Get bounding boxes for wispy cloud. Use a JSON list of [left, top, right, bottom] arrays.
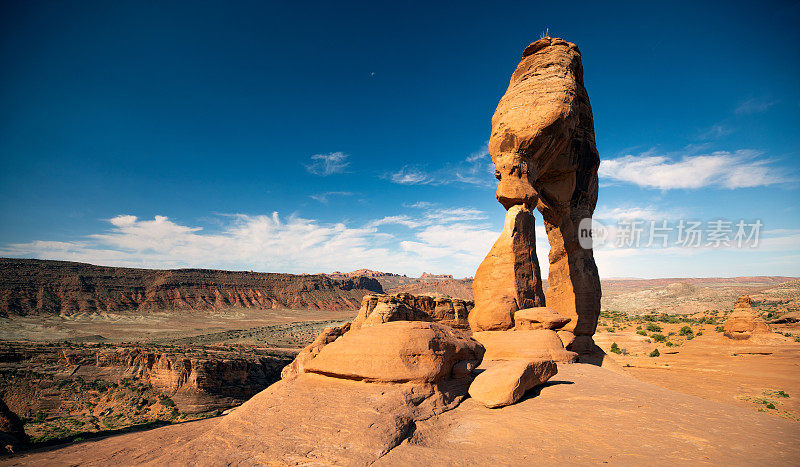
[[696, 123, 733, 140], [594, 205, 683, 221], [735, 97, 776, 115], [390, 166, 431, 185], [386, 144, 494, 187], [366, 208, 489, 229], [305, 152, 350, 176], [309, 191, 353, 204], [599, 149, 789, 189]]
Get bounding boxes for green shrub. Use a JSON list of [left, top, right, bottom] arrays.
[[679, 326, 693, 336], [636, 330, 647, 336], [766, 403, 776, 409], [666, 341, 674, 347], [651, 334, 666, 342], [609, 342, 622, 354], [649, 348, 660, 357], [647, 324, 662, 332]]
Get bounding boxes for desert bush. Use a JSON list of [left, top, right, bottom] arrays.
[[609, 342, 622, 354], [666, 341, 674, 347], [679, 326, 693, 336], [715, 325, 725, 333], [649, 348, 660, 357], [647, 324, 662, 332], [651, 334, 666, 342], [636, 330, 647, 336]]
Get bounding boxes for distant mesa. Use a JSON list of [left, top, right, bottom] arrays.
[[327, 269, 406, 279], [0, 258, 383, 317]]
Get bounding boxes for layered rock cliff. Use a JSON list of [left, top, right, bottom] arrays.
[[0, 258, 383, 316]]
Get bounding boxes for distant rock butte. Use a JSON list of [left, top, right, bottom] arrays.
[[724, 294, 771, 340], [420, 272, 455, 280], [0, 258, 383, 316], [469, 36, 601, 355]]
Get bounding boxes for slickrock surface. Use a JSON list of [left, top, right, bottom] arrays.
[[7, 364, 799, 465], [0, 258, 383, 316], [471, 37, 601, 350]]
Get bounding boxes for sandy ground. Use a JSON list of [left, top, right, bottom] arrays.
[[595, 325, 800, 420], [0, 308, 357, 344]]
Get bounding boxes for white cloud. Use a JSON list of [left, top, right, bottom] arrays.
[[4, 208, 798, 280], [594, 205, 683, 222], [599, 150, 789, 189], [386, 144, 494, 187], [735, 97, 775, 115], [0, 208, 501, 278], [390, 166, 431, 185], [305, 152, 350, 176], [309, 191, 353, 204]]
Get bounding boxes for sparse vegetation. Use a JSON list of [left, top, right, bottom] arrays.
[[679, 326, 693, 336], [636, 330, 647, 336], [651, 334, 667, 343], [610, 342, 621, 354], [649, 348, 660, 357]]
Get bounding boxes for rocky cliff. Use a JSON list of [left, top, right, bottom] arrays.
[[0, 258, 383, 316]]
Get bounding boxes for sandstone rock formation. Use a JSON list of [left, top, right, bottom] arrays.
[[472, 329, 577, 364], [514, 306, 571, 330], [468, 359, 557, 408], [0, 258, 383, 316], [0, 398, 28, 455], [468, 307, 573, 407], [351, 293, 472, 330], [724, 295, 770, 340], [302, 321, 483, 383], [469, 205, 545, 331], [88, 347, 292, 412], [469, 37, 601, 352]]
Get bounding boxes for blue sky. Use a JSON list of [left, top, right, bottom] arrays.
[[1, 0, 799, 278]]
